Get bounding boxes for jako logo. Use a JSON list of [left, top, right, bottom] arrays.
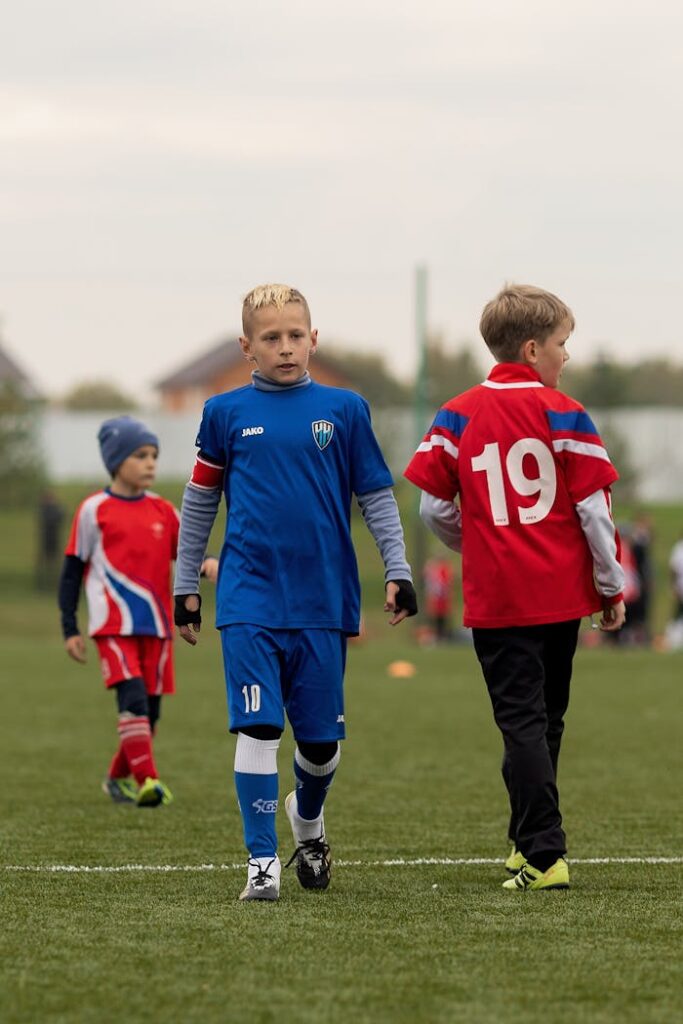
[[242, 426, 264, 437], [252, 799, 278, 814]]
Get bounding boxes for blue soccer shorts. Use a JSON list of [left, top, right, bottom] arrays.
[[220, 625, 347, 742]]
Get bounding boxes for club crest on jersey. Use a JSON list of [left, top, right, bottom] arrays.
[[312, 419, 334, 451]]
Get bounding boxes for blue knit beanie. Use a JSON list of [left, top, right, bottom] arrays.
[[98, 416, 159, 475]]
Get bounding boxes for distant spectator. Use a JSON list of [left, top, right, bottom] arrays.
[[629, 512, 654, 644], [669, 529, 683, 620], [35, 489, 65, 590], [608, 528, 642, 646], [423, 555, 455, 642]]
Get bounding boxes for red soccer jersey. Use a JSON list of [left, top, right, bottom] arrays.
[[404, 363, 619, 628], [65, 490, 179, 638]]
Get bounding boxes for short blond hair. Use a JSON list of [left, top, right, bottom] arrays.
[[479, 284, 575, 362], [242, 283, 311, 335]]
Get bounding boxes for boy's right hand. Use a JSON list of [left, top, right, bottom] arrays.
[[65, 635, 87, 663], [175, 594, 202, 646]]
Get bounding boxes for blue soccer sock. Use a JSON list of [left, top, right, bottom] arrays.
[[234, 733, 281, 858], [293, 744, 340, 822]]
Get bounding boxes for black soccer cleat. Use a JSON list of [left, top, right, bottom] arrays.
[[284, 791, 332, 891]]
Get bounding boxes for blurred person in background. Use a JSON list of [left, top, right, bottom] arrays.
[[423, 554, 455, 642], [35, 489, 65, 590], [669, 528, 683, 621]]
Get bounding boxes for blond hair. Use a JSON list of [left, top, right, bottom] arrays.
[[242, 283, 311, 335], [479, 284, 575, 362]]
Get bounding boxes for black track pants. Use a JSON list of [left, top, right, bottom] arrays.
[[472, 619, 580, 866]]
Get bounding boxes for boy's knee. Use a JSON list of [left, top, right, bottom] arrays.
[[239, 724, 283, 741], [115, 677, 149, 717], [296, 740, 339, 765]]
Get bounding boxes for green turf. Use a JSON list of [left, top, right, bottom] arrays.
[[1, 488, 682, 1024]]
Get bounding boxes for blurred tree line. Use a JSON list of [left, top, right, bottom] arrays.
[[3, 336, 683, 508], [0, 382, 46, 507], [330, 341, 683, 411], [42, 346, 683, 415], [60, 379, 138, 411], [560, 356, 683, 408]]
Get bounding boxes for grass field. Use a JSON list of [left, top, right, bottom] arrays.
[[1, 485, 682, 1024]]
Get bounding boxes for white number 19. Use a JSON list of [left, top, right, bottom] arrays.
[[471, 438, 557, 526]]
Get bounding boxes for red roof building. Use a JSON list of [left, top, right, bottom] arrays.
[[156, 336, 352, 413]]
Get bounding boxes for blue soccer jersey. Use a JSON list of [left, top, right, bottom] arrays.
[[196, 381, 393, 634]]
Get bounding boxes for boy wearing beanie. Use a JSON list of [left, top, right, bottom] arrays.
[[58, 416, 214, 806]]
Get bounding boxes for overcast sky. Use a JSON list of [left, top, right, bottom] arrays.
[[2, 0, 682, 402]]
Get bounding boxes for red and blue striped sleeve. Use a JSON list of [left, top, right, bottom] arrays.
[[404, 406, 468, 501], [546, 407, 618, 503]]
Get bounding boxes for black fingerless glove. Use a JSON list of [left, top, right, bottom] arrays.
[[174, 594, 202, 627], [390, 579, 418, 616]]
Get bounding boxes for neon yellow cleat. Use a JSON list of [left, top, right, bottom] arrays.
[[504, 845, 527, 874], [502, 857, 569, 891], [102, 776, 138, 804], [136, 777, 173, 808]]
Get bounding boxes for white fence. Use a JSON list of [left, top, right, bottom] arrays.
[[35, 406, 683, 501], [37, 410, 201, 482]]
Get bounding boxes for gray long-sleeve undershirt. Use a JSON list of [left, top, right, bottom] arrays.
[[575, 489, 625, 597], [174, 482, 411, 595], [357, 487, 412, 583], [419, 491, 463, 552], [174, 481, 221, 594]]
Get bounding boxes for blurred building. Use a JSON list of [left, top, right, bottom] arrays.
[[156, 336, 351, 413]]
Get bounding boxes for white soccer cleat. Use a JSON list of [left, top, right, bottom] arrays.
[[239, 856, 281, 902]]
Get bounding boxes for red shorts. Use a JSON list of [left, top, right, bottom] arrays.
[[94, 636, 175, 695]]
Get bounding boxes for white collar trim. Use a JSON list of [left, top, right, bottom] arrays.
[[482, 380, 544, 390]]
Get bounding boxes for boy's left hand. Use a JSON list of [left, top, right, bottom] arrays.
[[384, 579, 418, 626], [175, 594, 202, 645]]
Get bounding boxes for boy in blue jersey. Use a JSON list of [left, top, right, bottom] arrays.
[[174, 283, 417, 901]]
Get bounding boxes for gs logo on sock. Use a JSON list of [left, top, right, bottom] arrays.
[[252, 799, 278, 814]]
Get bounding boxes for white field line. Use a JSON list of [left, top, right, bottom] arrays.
[[3, 856, 683, 874]]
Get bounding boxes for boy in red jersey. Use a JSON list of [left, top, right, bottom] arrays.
[[58, 416, 214, 807], [405, 284, 625, 891]]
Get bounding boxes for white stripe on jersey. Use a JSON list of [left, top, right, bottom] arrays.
[[86, 548, 134, 633], [417, 435, 459, 460], [481, 380, 544, 390], [552, 438, 611, 462], [74, 492, 109, 562]]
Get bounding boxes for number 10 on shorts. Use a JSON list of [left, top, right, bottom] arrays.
[[241, 684, 261, 713]]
